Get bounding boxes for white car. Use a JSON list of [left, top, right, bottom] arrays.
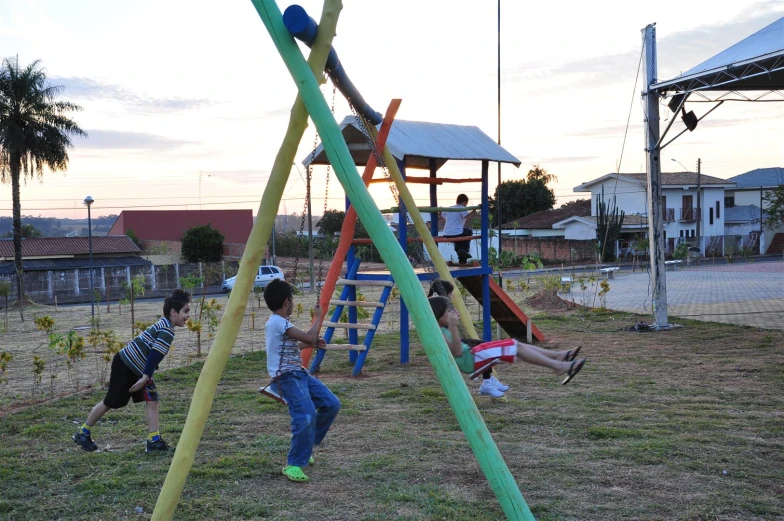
[[222, 265, 285, 292]]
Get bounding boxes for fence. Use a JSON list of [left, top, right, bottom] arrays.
[[500, 237, 596, 264], [0, 261, 241, 306]]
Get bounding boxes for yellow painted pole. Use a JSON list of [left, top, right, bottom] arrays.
[[378, 144, 478, 338], [150, 2, 342, 519]]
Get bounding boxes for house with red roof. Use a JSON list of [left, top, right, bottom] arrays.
[[108, 209, 253, 260], [0, 236, 148, 303]]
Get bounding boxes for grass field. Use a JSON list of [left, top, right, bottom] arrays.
[[0, 289, 782, 520]]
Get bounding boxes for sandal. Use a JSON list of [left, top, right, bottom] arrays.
[[282, 465, 309, 482], [562, 358, 586, 385], [564, 346, 582, 362]]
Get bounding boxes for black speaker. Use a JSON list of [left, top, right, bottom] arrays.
[[681, 108, 698, 131]]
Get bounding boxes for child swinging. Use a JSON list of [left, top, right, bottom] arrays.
[[428, 295, 586, 386]]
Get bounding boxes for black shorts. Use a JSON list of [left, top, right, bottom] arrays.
[[103, 354, 159, 409]]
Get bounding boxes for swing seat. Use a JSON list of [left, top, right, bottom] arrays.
[[468, 358, 502, 380], [258, 383, 288, 405]]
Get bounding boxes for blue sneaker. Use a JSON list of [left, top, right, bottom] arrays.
[[73, 431, 98, 451]]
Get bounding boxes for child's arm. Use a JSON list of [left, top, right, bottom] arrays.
[[444, 312, 464, 357], [284, 305, 324, 346]]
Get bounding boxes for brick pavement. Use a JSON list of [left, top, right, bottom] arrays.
[[564, 261, 784, 329]]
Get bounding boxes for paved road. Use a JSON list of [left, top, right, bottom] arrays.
[[563, 261, 784, 330]]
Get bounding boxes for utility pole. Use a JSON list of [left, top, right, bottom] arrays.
[[696, 158, 701, 265], [642, 23, 670, 329]]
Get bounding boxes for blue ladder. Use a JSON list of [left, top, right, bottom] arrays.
[[310, 259, 394, 377]]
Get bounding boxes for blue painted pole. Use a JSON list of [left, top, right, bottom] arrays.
[[481, 160, 491, 340], [282, 5, 382, 125], [429, 158, 439, 238], [398, 158, 410, 364]]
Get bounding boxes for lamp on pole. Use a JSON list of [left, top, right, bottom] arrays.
[[83, 196, 95, 319]]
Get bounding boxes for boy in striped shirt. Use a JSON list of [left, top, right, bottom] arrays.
[[73, 289, 191, 453]]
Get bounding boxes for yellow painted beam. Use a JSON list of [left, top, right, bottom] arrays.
[[150, 2, 342, 519]]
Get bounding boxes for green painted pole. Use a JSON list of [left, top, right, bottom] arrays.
[[251, 1, 534, 519], [149, 3, 342, 519]]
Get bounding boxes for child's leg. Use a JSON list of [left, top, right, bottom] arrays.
[[84, 401, 111, 427], [306, 375, 341, 447], [145, 400, 160, 434], [515, 341, 573, 375], [518, 342, 571, 361], [277, 371, 316, 468]]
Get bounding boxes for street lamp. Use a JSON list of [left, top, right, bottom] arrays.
[[83, 196, 95, 319]]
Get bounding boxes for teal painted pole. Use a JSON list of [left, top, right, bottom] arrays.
[[250, 1, 534, 519]]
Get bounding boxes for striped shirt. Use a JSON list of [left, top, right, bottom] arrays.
[[265, 314, 303, 377], [119, 317, 175, 377]]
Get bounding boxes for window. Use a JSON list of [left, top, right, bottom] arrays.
[[691, 230, 696, 238], [680, 230, 684, 237], [716, 201, 720, 219], [709, 207, 714, 225], [271, 267, 281, 274], [724, 195, 735, 208], [662, 195, 667, 216], [261, 267, 272, 275]]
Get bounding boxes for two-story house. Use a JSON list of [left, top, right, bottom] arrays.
[[726, 167, 784, 254], [568, 172, 736, 256]]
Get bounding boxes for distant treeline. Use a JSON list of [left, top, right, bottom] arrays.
[[0, 215, 118, 237]]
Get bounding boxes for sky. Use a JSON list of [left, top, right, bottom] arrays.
[[0, 0, 782, 220]]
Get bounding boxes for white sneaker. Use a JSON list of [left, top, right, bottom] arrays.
[[479, 379, 505, 398], [489, 375, 509, 392]]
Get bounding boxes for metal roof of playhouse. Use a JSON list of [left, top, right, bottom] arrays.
[[652, 16, 784, 95], [302, 117, 521, 171]]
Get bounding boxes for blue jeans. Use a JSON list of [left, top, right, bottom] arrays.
[[275, 370, 341, 467]]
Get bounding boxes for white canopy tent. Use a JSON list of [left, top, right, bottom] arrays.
[[641, 17, 784, 329]]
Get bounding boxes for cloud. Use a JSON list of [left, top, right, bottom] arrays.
[[51, 76, 213, 112], [505, 6, 784, 91], [79, 129, 195, 151]]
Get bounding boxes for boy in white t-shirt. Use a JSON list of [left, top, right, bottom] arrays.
[[263, 279, 340, 483], [441, 194, 477, 264]]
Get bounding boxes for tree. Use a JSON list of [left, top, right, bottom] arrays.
[[762, 185, 784, 230], [125, 228, 142, 248], [316, 209, 345, 236], [0, 57, 85, 321], [490, 179, 556, 225], [560, 199, 589, 210], [526, 164, 558, 184], [596, 196, 625, 263], [181, 224, 225, 263], [2, 223, 41, 238]]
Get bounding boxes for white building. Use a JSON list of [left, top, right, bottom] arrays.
[[570, 172, 736, 256], [726, 167, 784, 254]]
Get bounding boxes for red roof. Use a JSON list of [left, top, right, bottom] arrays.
[[0, 236, 140, 258], [108, 210, 253, 243], [502, 199, 592, 230]]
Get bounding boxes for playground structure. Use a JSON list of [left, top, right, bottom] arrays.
[[304, 116, 545, 376], [151, 2, 536, 520]]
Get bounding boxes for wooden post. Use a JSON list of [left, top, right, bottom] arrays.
[[248, 2, 533, 519], [150, 3, 342, 519]]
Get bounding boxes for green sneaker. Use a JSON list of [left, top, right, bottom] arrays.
[[308, 455, 315, 465], [282, 465, 308, 482]]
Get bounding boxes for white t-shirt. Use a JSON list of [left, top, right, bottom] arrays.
[[442, 205, 470, 236], [265, 314, 303, 377]]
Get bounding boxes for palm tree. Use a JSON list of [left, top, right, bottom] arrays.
[[526, 164, 558, 184], [0, 56, 86, 321]]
